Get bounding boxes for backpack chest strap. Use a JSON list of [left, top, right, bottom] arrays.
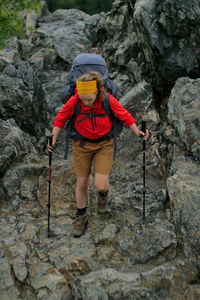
[[77, 110, 107, 131], [78, 111, 107, 122]]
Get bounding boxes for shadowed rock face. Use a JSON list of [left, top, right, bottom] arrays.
[[0, 57, 49, 145], [0, 1, 200, 299], [0, 119, 39, 177], [134, 0, 200, 91], [167, 77, 200, 161]]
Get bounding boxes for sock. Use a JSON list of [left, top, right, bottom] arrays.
[[99, 190, 108, 198], [77, 207, 87, 215]]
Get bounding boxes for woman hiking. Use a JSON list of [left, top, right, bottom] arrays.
[[47, 71, 149, 237]]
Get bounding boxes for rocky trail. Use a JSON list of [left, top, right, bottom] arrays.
[[1, 131, 199, 299]]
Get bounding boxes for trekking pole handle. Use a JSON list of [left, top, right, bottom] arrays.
[[141, 120, 146, 134], [47, 134, 54, 147]]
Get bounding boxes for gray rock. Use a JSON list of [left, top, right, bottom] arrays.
[[2, 163, 45, 206], [167, 77, 200, 161], [120, 80, 154, 116], [74, 264, 188, 300], [188, 285, 200, 300], [94, 224, 118, 245], [29, 260, 66, 291], [85, 13, 107, 45], [118, 220, 177, 265], [0, 259, 15, 289], [12, 255, 28, 282], [0, 118, 39, 177], [9, 241, 28, 257], [134, 0, 200, 89], [0, 40, 20, 61], [38, 9, 92, 64], [167, 148, 200, 265], [0, 57, 49, 144]]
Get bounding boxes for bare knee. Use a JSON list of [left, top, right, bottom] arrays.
[[94, 174, 109, 192], [76, 177, 89, 192]]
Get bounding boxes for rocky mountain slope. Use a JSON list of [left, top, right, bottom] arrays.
[[0, 0, 200, 299]]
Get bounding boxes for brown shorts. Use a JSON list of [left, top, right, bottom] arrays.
[[72, 138, 114, 177]]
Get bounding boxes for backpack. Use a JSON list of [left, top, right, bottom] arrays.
[[61, 53, 118, 103], [64, 92, 123, 160]]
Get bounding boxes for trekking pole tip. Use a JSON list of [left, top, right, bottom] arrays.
[[47, 228, 56, 238]]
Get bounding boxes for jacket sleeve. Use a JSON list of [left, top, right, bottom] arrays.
[[53, 96, 77, 128], [108, 94, 136, 127]]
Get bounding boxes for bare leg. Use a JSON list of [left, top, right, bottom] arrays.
[[76, 176, 90, 209], [94, 173, 109, 192]]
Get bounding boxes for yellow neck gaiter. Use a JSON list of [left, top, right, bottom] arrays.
[[76, 80, 97, 95]]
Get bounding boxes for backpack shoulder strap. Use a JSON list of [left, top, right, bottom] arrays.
[[74, 104, 81, 118], [102, 92, 123, 160], [64, 97, 81, 160], [71, 96, 81, 118], [102, 92, 112, 115]]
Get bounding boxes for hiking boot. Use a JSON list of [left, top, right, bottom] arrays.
[[97, 190, 109, 214], [73, 212, 88, 237]]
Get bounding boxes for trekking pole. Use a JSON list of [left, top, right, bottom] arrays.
[[141, 120, 146, 221], [47, 134, 54, 237]]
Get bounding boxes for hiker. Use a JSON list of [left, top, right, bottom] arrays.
[[47, 71, 149, 237]]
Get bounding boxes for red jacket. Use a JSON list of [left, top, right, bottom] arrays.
[[54, 93, 136, 139]]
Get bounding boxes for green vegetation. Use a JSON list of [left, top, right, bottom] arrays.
[[0, 0, 42, 49], [46, 0, 114, 15], [0, 0, 113, 49]]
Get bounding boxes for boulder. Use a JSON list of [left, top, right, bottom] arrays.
[[37, 9, 92, 64], [0, 56, 49, 145], [134, 0, 200, 91], [167, 147, 200, 265], [74, 265, 188, 300], [2, 163, 45, 207], [167, 77, 200, 161], [120, 80, 154, 116], [0, 118, 39, 177]]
